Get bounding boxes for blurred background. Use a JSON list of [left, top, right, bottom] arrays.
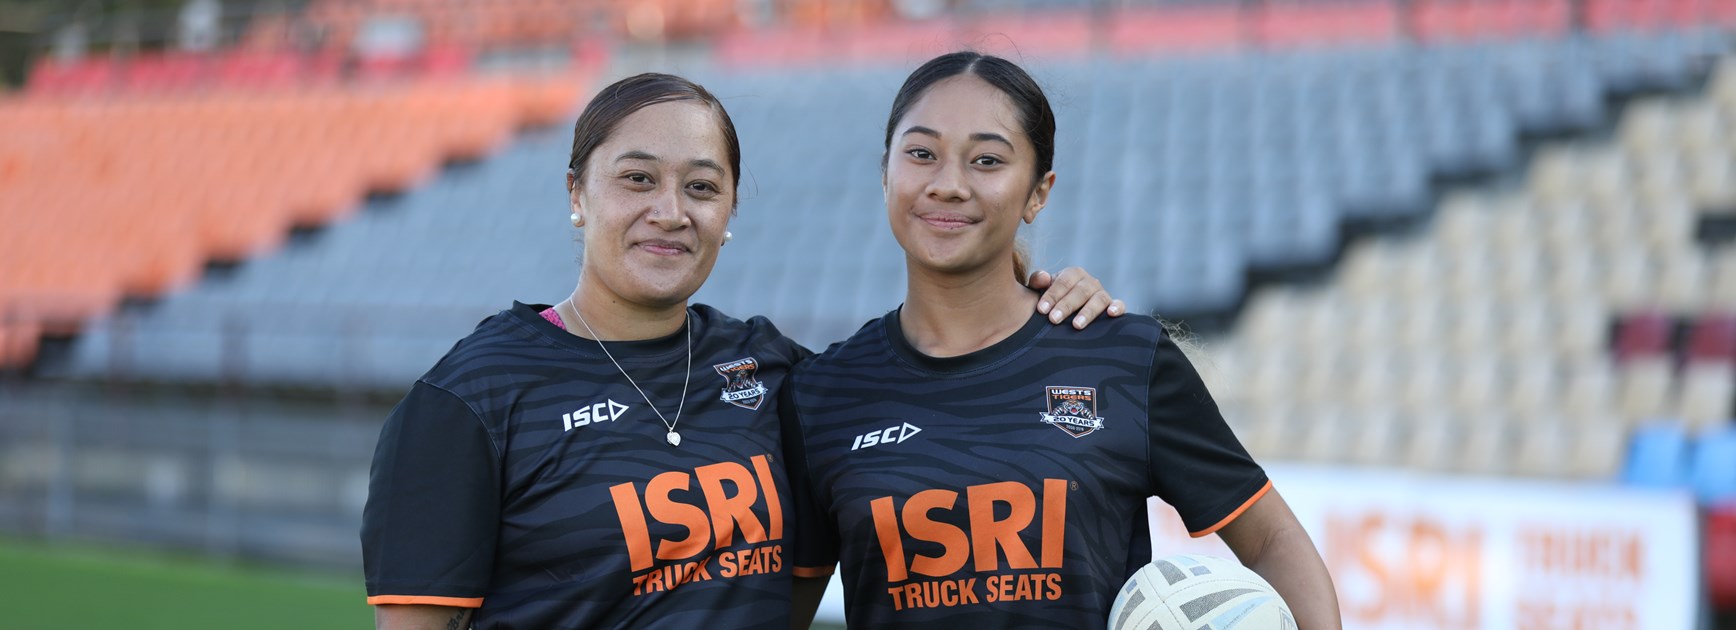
[[1, 0, 1734, 627]]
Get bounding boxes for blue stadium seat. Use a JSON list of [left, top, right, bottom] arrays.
[[1692, 428, 1736, 503], [1623, 422, 1692, 489]]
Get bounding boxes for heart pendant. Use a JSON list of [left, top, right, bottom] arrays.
[[667, 431, 681, 446]]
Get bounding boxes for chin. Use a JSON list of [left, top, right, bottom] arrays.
[[626, 274, 706, 307]]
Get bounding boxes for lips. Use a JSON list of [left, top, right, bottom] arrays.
[[635, 239, 691, 255], [918, 212, 977, 230]]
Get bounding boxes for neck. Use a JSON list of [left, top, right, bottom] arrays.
[[899, 255, 1037, 358], [562, 277, 687, 341]]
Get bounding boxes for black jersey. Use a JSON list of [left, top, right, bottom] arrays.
[[783, 308, 1269, 629], [363, 302, 810, 629]]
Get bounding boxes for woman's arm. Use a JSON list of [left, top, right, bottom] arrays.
[[376, 604, 472, 630], [1027, 267, 1125, 328], [1216, 488, 1342, 630]]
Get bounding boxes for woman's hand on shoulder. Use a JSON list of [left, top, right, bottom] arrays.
[[1026, 267, 1126, 329]]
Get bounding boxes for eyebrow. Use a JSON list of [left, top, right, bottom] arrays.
[[616, 150, 726, 174], [689, 158, 726, 174], [900, 126, 1016, 151]]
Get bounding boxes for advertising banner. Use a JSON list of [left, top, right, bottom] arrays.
[[1149, 465, 1700, 630]]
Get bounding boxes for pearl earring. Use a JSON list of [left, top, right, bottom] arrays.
[[570, 212, 582, 226], [723, 231, 732, 244]]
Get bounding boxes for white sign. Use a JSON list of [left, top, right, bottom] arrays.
[[1149, 465, 1700, 630]]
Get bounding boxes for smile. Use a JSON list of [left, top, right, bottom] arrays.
[[919, 214, 976, 230], [636, 240, 691, 255]]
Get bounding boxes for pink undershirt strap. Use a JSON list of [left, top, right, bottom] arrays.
[[540, 307, 565, 330]]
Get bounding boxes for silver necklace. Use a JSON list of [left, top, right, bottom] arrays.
[[566, 301, 691, 447]]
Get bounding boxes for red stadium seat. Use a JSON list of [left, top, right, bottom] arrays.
[[1586, 0, 1706, 31], [1254, 1, 1398, 48], [713, 25, 832, 68], [420, 43, 471, 76], [216, 52, 305, 88], [26, 58, 116, 96], [1688, 313, 1736, 365], [843, 20, 956, 64], [1108, 5, 1244, 55], [1710, 504, 1736, 610], [1412, 0, 1570, 42], [1614, 311, 1675, 364], [120, 53, 209, 92], [959, 12, 1092, 59]]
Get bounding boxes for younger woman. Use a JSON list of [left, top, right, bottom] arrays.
[[784, 53, 1341, 629]]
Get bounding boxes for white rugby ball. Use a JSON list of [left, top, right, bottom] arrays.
[[1108, 554, 1296, 630]]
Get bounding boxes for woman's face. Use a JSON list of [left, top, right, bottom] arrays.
[[884, 74, 1052, 277], [570, 100, 734, 309]]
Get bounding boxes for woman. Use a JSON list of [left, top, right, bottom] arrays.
[[783, 53, 1342, 628], [360, 73, 1121, 629]]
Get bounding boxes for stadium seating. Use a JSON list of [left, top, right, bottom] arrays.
[[31, 31, 1722, 394], [0, 73, 588, 369], [1210, 48, 1736, 476]]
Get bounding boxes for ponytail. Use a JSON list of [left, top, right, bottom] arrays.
[[1012, 239, 1031, 283]]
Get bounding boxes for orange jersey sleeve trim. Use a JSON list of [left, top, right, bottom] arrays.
[[367, 595, 485, 608], [792, 565, 836, 578], [1189, 479, 1273, 538]]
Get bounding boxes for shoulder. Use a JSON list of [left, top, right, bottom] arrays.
[[1043, 311, 1166, 355], [794, 312, 893, 379], [690, 303, 813, 364], [418, 305, 549, 392]]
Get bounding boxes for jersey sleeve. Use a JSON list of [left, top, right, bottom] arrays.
[[362, 380, 501, 607], [779, 375, 838, 578], [1146, 331, 1271, 538]]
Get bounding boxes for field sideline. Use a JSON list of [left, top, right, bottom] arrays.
[[0, 538, 369, 629]]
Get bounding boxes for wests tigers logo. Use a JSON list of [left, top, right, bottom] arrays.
[[1039, 386, 1105, 438], [714, 357, 769, 410]]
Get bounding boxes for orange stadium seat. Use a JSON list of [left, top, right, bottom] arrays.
[[0, 68, 588, 367]]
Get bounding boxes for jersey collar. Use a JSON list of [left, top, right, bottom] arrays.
[[883, 307, 1051, 375]]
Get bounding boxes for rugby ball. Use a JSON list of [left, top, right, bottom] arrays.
[[1108, 554, 1296, 630]]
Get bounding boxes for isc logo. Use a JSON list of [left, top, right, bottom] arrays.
[[852, 422, 923, 450], [564, 399, 629, 432]]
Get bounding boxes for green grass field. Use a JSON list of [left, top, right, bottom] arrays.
[[0, 538, 846, 629], [0, 538, 370, 629]]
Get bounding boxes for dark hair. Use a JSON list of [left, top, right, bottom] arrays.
[[883, 51, 1056, 281], [567, 73, 742, 207]]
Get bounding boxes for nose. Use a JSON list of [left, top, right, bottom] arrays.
[[924, 160, 970, 203], [645, 185, 690, 231]]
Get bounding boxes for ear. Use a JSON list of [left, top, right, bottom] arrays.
[[567, 169, 584, 226], [1022, 171, 1056, 224]]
